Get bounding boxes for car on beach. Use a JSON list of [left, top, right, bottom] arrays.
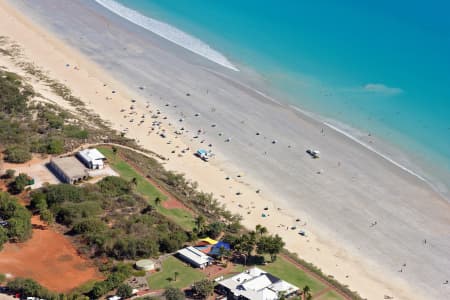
[[195, 149, 209, 161], [306, 149, 320, 158]]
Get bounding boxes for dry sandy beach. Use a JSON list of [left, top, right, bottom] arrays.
[[1, 1, 450, 299]]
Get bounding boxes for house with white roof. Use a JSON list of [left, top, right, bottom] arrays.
[[216, 267, 299, 300], [176, 246, 214, 269], [76, 148, 106, 169]]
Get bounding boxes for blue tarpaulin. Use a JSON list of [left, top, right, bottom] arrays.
[[209, 241, 231, 256]]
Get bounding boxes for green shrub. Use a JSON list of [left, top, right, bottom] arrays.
[[30, 139, 50, 153], [9, 173, 30, 194], [55, 201, 102, 226], [39, 209, 54, 225], [4, 146, 32, 163], [72, 218, 107, 234], [0, 120, 27, 145], [108, 236, 159, 260], [0, 192, 32, 242], [117, 283, 133, 298], [45, 184, 82, 206], [98, 176, 132, 197], [204, 221, 225, 239], [90, 281, 109, 299], [118, 194, 137, 207], [29, 192, 48, 211], [64, 125, 88, 139], [5, 169, 16, 179], [164, 287, 184, 300], [89, 265, 133, 299], [0, 71, 32, 114], [0, 227, 8, 250], [132, 270, 146, 277], [43, 111, 64, 129], [7, 215, 33, 242], [46, 138, 64, 154], [6, 278, 55, 299]]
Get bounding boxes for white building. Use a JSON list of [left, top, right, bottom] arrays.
[[216, 267, 299, 300], [176, 246, 213, 268], [77, 148, 106, 169]]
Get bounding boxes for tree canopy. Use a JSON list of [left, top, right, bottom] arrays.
[[116, 283, 133, 298], [0, 191, 32, 242], [164, 287, 185, 300], [256, 234, 285, 262], [8, 173, 30, 194], [4, 146, 32, 163], [192, 279, 214, 299]]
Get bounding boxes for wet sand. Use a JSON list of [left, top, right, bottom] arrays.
[[1, 1, 450, 299]]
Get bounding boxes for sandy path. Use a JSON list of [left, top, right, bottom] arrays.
[[1, 1, 449, 299]]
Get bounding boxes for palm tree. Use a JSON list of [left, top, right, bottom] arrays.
[[224, 249, 232, 263], [185, 181, 198, 199], [195, 215, 206, 233], [174, 271, 179, 281], [237, 234, 255, 265], [218, 246, 227, 263], [256, 224, 267, 237], [302, 285, 312, 300]]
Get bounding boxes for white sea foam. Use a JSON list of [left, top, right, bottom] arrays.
[[287, 104, 428, 183], [323, 121, 427, 182], [94, 0, 239, 71]]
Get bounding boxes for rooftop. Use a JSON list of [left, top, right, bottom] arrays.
[[177, 246, 213, 265], [78, 148, 106, 161], [51, 156, 87, 178], [217, 267, 299, 300]]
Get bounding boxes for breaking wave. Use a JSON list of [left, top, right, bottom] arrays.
[[95, 0, 239, 71]]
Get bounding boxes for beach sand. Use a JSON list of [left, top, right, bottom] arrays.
[[1, 1, 449, 299]]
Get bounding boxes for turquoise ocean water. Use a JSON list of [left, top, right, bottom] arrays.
[[114, 0, 450, 192]]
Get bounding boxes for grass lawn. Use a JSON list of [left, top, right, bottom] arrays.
[[159, 206, 195, 230], [261, 256, 326, 295], [148, 256, 205, 289], [320, 291, 344, 300], [99, 147, 195, 229], [99, 147, 166, 202]]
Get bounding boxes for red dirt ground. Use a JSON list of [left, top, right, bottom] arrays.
[[161, 197, 190, 210], [200, 262, 235, 279], [143, 175, 192, 211], [0, 216, 102, 293]]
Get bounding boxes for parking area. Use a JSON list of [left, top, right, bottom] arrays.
[[87, 166, 119, 183], [2, 155, 60, 188]]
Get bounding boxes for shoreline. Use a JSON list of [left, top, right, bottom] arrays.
[[1, 1, 449, 299], [97, 0, 450, 201], [96, 0, 450, 201], [94, 0, 239, 72]]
